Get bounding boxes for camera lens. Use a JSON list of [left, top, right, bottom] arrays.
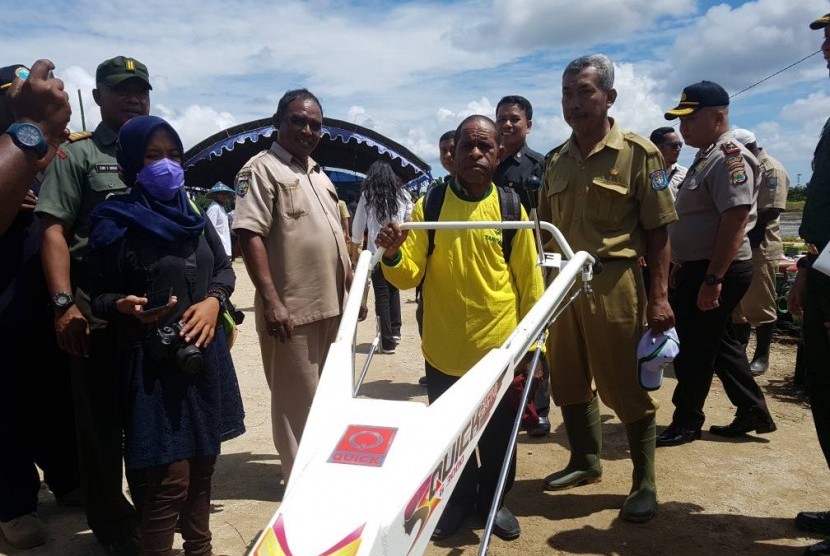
[[176, 345, 204, 375]]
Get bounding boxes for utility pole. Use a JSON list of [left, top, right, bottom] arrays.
[[77, 89, 87, 131], [797, 173, 802, 186]]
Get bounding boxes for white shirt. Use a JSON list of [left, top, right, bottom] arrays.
[[668, 163, 688, 202], [206, 200, 232, 257], [351, 190, 413, 253]]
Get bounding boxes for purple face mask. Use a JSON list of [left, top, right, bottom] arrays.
[[137, 158, 185, 201]]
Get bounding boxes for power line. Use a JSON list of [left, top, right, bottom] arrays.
[[730, 49, 821, 99], [669, 49, 822, 129]]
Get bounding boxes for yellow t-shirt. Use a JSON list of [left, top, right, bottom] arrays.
[[382, 182, 544, 376]]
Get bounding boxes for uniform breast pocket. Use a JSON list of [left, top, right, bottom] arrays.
[[545, 178, 569, 223], [587, 178, 629, 225], [89, 170, 127, 202], [277, 179, 309, 219]]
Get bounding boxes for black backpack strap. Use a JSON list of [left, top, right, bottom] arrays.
[[496, 185, 521, 263], [424, 181, 448, 258]]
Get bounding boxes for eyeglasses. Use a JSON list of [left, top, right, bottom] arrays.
[[663, 141, 683, 150]]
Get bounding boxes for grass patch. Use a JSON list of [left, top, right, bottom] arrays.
[[786, 201, 805, 211]]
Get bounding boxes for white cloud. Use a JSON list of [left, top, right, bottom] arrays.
[[466, 0, 696, 50], [154, 104, 237, 149], [781, 91, 830, 125], [753, 90, 830, 182], [667, 0, 826, 94], [347, 106, 377, 129], [59, 66, 98, 133]]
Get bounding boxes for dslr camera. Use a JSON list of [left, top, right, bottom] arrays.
[[145, 321, 204, 375]]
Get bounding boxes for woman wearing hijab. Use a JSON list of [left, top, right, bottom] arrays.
[[88, 115, 244, 556], [350, 160, 413, 354]]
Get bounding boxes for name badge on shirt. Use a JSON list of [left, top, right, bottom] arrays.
[[95, 164, 119, 173]]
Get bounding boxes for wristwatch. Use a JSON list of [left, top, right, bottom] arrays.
[[52, 291, 75, 310], [6, 122, 48, 158], [703, 274, 725, 286]]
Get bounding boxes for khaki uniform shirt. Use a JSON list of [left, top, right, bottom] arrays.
[[232, 141, 350, 329], [670, 132, 759, 262], [35, 123, 128, 290], [753, 149, 789, 260], [539, 121, 678, 259]]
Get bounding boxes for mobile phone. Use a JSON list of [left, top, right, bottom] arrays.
[[142, 287, 173, 316]]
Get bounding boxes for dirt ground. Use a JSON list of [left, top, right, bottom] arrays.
[[3, 259, 827, 556]]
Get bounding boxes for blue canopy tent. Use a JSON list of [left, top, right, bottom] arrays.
[[183, 117, 432, 206]]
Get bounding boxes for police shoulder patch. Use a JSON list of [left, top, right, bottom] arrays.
[[649, 169, 669, 191], [68, 131, 93, 143], [720, 140, 741, 155], [767, 176, 778, 189], [729, 166, 748, 187]]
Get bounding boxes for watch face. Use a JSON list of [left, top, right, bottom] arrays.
[[17, 123, 42, 148], [54, 292, 73, 307]]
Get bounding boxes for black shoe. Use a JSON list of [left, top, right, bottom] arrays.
[[656, 424, 700, 447], [797, 511, 830, 536], [750, 354, 769, 376], [709, 408, 777, 438], [431, 502, 472, 540], [529, 416, 551, 437], [805, 540, 830, 555], [489, 506, 521, 540], [418, 375, 428, 386]]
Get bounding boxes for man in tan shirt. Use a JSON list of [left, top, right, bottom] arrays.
[[539, 54, 677, 524], [730, 128, 790, 375], [233, 89, 351, 481]]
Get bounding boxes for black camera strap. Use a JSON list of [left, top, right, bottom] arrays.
[[184, 251, 198, 304]]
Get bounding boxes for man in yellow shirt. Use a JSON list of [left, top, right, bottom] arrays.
[[376, 115, 544, 541]]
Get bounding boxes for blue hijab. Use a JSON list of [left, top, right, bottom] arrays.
[[89, 116, 205, 252]]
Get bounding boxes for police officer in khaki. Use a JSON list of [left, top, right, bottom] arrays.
[[657, 81, 776, 449], [36, 56, 151, 554], [232, 89, 351, 482], [730, 128, 790, 375], [539, 54, 677, 523]]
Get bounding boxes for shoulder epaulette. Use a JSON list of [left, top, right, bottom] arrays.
[[544, 142, 567, 164], [68, 131, 93, 143], [720, 140, 741, 155], [243, 149, 273, 169], [624, 132, 661, 155], [523, 147, 545, 164]]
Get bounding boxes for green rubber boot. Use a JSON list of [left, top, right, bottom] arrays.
[[544, 397, 602, 490], [620, 415, 657, 523]]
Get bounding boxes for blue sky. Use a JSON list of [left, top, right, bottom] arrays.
[[4, 0, 829, 184]]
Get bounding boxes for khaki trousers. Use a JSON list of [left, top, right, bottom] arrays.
[[259, 316, 339, 481], [732, 259, 778, 326], [547, 261, 658, 425]]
